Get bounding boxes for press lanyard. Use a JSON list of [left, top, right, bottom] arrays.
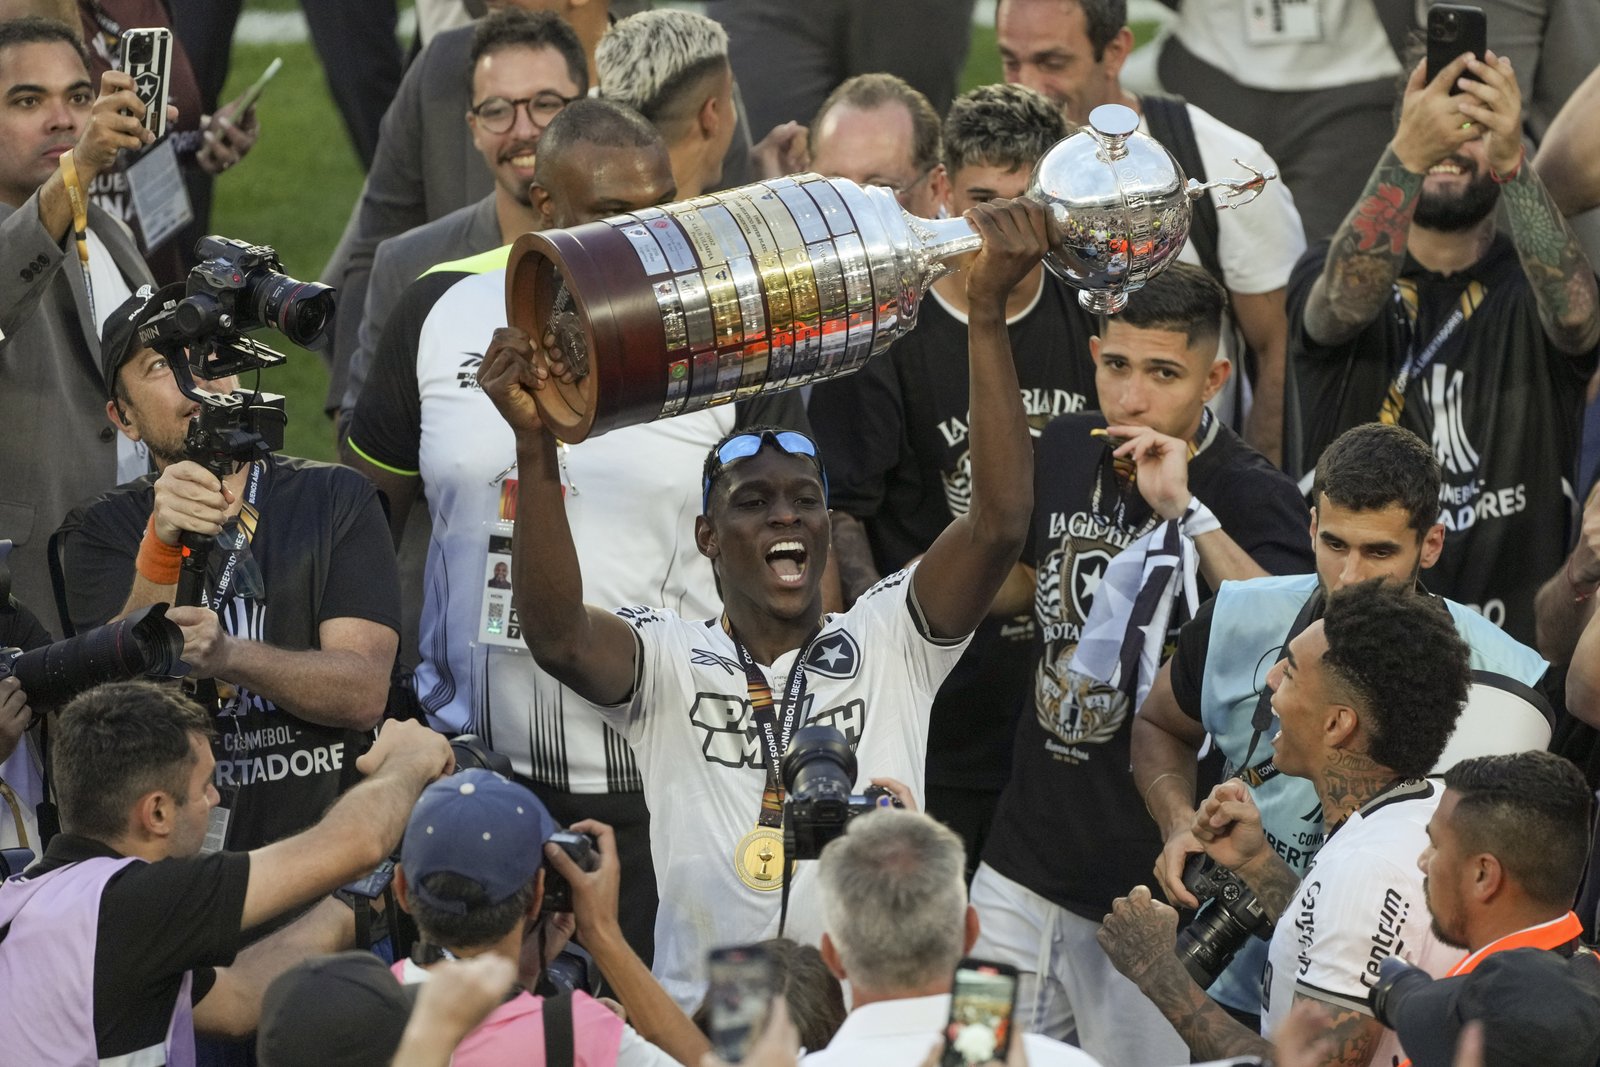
[[727, 621, 822, 828], [202, 460, 264, 610], [1379, 279, 1486, 424]]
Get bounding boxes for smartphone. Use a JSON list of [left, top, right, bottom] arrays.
[[706, 944, 777, 1063], [232, 57, 283, 117], [118, 27, 173, 140], [1426, 4, 1488, 94], [339, 857, 396, 899], [941, 958, 1020, 1067]]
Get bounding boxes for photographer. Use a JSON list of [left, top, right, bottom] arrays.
[[61, 287, 401, 854], [1373, 749, 1600, 1067], [0, 681, 454, 1064], [1097, 580, 1473, 1067], [387, 770, 708, 1065]]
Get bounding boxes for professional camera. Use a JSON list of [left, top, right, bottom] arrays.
[[0, 544, 187, 709], [1174, 854, 1273, 987], [1369, 956, 1432, 1030], [448, 734, 513, 777], [542, 829, 599, 912], [781, 725, 900, 861], [177, 236, 334, 353]]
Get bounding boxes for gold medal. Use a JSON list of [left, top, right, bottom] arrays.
[[734, 826, 787, 892]]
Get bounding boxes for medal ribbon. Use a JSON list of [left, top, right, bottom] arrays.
[[726, 620, 822, 829]]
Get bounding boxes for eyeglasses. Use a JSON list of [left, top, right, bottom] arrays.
[[867, 164, 936, 207], [702, 430, 828, 511], [469, 92, 577, 134]]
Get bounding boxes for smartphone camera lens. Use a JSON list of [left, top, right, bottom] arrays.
[[130, 38, 151, 61]]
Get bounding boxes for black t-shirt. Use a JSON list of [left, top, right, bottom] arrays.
[[62, 456, 400, 850], [1289, 236, 1598, 645], [981, 411, 1313, 919], [808, 278, 1099, 790], [22, 833, 249, 1061]]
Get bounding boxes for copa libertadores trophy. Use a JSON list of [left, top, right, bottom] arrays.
[[505, 103, 1274, 442]]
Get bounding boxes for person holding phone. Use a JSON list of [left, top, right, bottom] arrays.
[[1288, 40, 1600, 649], [801, 810, 1098, 1067]]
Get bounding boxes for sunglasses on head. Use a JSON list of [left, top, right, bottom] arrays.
[[702, 430, 828, 511]]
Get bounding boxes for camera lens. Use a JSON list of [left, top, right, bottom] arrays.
[[252, 275, 335, 347], [130, 38, 151, 61], [5, 605, 185, 710]]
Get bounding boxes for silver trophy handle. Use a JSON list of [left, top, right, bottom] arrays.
[[1185, 158, 1276, 209]]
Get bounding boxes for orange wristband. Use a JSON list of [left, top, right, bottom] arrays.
[[136, 515, 183, 585]]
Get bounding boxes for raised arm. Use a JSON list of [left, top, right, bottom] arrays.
[[1302, 56, 1478, 347], [1534, 63, 1600, 217], [477, 328, 638, 705], [1459, 53, 1600, 355], [911, 199, 1041, 639]]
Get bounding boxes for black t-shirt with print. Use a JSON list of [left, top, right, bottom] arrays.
[[1289, 236, 1597, 645], [23, 833, 249, 1062], [981, 411, 1312, 919], [63, 456, 400, 851], [808, 277, 1099, 791]]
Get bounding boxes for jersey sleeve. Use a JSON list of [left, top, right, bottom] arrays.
[[1168, 597, 1216, 722], [1287, 854, 1432, 1014], [857, 565, 972, 697], [316, 468, 402, 631], [602, 606, 686, 743], [805, 350, 905, 520], [347, 270, 464, 475]]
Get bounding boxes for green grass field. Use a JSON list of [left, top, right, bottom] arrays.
[[209, 14, 1150, 461]]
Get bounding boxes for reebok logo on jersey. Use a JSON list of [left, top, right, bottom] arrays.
[[690, 647, 740, 674], [804, 632, 860, 679], [457, 352, 483, 391]]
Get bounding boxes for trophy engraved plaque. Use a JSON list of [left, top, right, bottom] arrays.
[[507, 103, 1274, 441]]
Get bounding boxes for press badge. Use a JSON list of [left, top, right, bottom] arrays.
[[479, 520, 523, 648], [202, 781, 238, 855], [126, 138, 194, 252], [1245, 0, 1322, 45]]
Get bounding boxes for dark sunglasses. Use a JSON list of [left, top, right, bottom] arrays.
[[702, 430, 828, 511]]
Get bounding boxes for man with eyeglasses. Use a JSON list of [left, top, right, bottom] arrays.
[[335, 8, 586, 437], [806, 73, 949, 221], [807, 83, 1100, 880], [346, 97, 808, 975], [476, 196, 1046, 1009], [63, 287, 402, 859]]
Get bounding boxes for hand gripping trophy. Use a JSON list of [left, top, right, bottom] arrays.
[[505, 103, 1274, 442]]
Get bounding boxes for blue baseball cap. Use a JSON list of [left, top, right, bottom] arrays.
[[401, 769, 559, 916]]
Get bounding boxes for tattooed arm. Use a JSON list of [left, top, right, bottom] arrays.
[[1286, 998, 1387, 1067], [1457, 54, 1600, 355], [1097, 887, 1277, 1062], [1190, 779, 1304, 923], [1303, 56, 1479, 347]]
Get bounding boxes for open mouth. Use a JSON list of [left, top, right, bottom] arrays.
[[1428, 161, 1468, 177], [765, 540, 808, 585]]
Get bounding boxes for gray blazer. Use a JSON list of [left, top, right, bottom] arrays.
[[341, 193, 502, 417], [0, 192, 153, 634], [321, 23, 489, 412]]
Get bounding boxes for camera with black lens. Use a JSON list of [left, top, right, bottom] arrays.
[[179, 236, 334, 355], [0, 544, 187, 709], [542, 829, 599, 912], [782, 725, 900, 861], [448, 734, 513, 777], [1369, 956, 1433, 1030], [1174, 853, 1273, 987]]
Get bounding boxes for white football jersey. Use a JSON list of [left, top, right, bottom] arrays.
[[1262, 780, 1465, 1067], [597, 567, 971, 1007]]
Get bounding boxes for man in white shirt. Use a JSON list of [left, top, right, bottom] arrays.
[[803, 809, 1100, 1067], [1096, 578, 1473, 1067]]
